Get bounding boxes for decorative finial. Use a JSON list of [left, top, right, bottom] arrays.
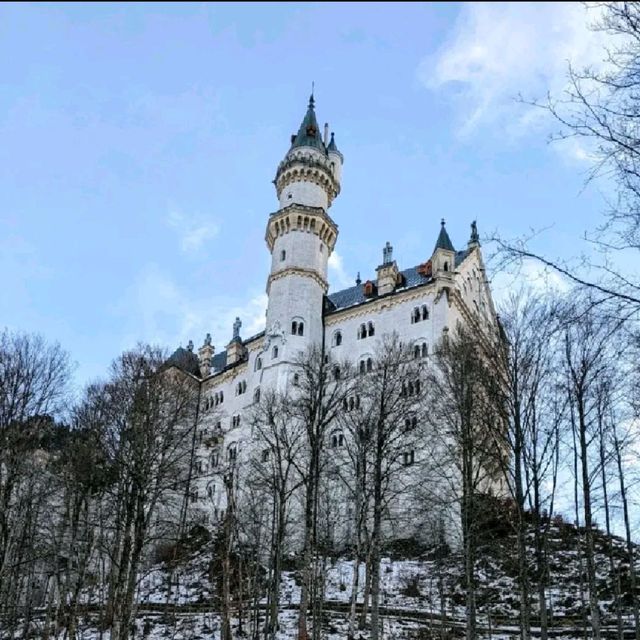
[[356, 272, 362, 286], [441, 218, 446, 226], [309, 82, 315, 108], [204, 332, 212, 346], [232, 317, 242, 340], [187, 340, 194, 352]]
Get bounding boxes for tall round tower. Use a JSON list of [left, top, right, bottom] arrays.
[[263, 94, 343, 380]]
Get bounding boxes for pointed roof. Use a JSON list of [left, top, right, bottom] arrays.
[[434, 219, 455, 253], [291, 94, 325, 152], [326, 131, 342, 158]]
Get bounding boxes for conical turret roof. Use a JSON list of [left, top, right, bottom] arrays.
[[290, 94, 325, 151], [434, 219, 455, 253]]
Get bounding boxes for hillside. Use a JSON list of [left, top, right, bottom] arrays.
[[65, 514, 639, 640]]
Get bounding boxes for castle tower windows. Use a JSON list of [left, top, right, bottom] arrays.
[[281, 249, 286, 261], [333, 330, 342, 346], [254, 387, 261, 403], [291, 319, 304, 336], [255, 356, 262, 371], [272, 346, 279, 359]]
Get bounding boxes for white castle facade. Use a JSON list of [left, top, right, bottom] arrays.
[[165, 95, 499, 542]]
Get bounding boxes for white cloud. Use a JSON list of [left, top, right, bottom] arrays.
[[328, 249, 353, 290], [421, 3, 608, 138], [112, 263, 267, 355], [490, 256, 569, 305], [166, 210, 219, 253]]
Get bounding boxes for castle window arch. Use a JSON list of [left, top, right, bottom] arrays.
[[291, 317, 304, 336], [412, 307, 420, 324], [253, 387, 261, 403], [421, 343, 428, 358], [255, 356, 262, 371], [444, 261, 449, 272], [272, 346, 279, 359], [227, 443, 238, 462], [280, 249, 286, 261], [358, 323, 367, 340], [330, 430, 345, 448], [293, 373, 300, 386], [333, 330, 342, 347], [368, 322, 375, 337], [422, 305, 429, 321]]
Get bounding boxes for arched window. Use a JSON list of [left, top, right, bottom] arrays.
[[444, 261, 449, 272], [421, 343, 428, 358], [359, 360, 366, 375], [291, 321, 297, 335], [368, 322, 375, 337], [272, 346, 279, 359], [412, 307, 420, 324], [349, 397, 355, 411], [255, 356, 262, 371], [254, 387, 261, 403], [334, 330, 342, 346], [297, 322, 304, 336], [293, 373, 300, 386], [331, 432, 344, 448], [280, 249, 286, 261], [261, 449, 270, 463], [220, 391, 224, 403], [366, 357, 373, 372], [402, 450, 415, 466], [333, 365, 341, 381], [422, 305, 429, 320], [228, 444, 237, 461], [358, 323, 366, 340]]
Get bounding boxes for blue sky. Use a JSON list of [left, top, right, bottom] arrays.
[[0, 3, 614, 389]]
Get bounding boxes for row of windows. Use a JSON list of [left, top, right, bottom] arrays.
[[203, 391, 224, 411], [413, 343, 428, 359], [357, 322, 375, 340], [411, 305, 429, 323], [400, 379, 422, 397], [343, 395, 361, 412]]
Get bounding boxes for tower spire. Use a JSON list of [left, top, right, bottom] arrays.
[[290, 92, 323, 151]]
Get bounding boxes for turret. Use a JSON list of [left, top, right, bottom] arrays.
[[198, 333, 214, 377], [432, 219, 455, 278], [264, 94, 343, 375], [376, 241, 399, 296], [274, 94, 342, 210], [226, 318, 246, 366]]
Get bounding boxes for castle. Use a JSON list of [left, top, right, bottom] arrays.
[[164, 94, 498, 535]]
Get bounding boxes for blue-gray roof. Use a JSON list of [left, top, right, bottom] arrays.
[[211, 351, 227, 372], [290, 94, 325, 152], [434, 221, 455, 253], [165, 347, 200, 377], [327, 250, 469, 313]]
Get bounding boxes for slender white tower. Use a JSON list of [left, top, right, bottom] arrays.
[[263, 94, 343, 384]]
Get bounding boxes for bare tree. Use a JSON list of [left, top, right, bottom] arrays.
[[426, 325, 506, 640], [0, 330, 71, 631], [491, 291, 567, 640], [248, 388, 305, 639], [289, 346, 353, 640], [99, 345, 199, 640]]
